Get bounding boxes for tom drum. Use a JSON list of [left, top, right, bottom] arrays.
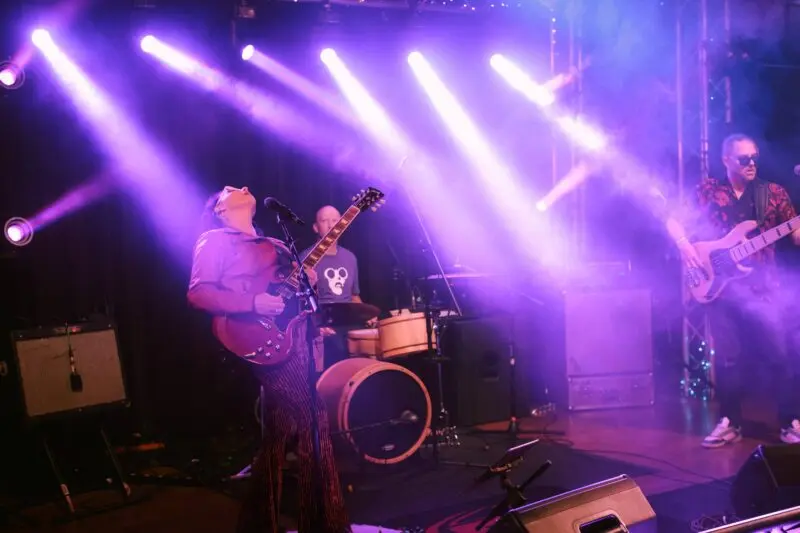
[[316, 358, 432, 465], [347, 329, 381, 359], [377, 310, 454, 359]]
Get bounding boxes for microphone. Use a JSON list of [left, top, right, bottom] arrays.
[[263, 197, 305, 226]]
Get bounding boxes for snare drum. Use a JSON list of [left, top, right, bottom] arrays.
[[347, 329, 381, 359], [377, 310, 455, 359]]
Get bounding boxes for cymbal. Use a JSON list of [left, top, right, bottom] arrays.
[[319, 302, 381, 326], [422, 272, 494, 280]]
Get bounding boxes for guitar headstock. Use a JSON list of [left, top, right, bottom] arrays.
[[352, 187, 386, 213]]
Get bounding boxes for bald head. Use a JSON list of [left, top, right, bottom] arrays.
[[314, 205, 341, 238]]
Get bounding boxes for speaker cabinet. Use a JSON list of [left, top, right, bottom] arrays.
[[487, 475, 656, 533], [563, 289, 654, 410], [403, 314, 527, 427], [731, 444, 800, 518], [5, 323, 127, 419]]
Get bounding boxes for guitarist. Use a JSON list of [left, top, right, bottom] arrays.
[[671, 134, 800, 448], [188, 186, 351, 533]]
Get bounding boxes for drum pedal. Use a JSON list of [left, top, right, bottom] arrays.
[[422, 426, 460, 449]]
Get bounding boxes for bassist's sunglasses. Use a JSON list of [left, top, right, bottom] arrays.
[[736, 154, 759, 166]]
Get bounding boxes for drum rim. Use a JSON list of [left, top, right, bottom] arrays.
[[347, 328, 380, 339], [339, 361, 432, 465], [377, 312, 427, 326]]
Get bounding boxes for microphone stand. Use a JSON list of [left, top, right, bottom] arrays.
[[274, 212, 324, 516]]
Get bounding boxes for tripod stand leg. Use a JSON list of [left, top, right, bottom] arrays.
[[42, 437, 74, 514], [100, 428, 131, 499]]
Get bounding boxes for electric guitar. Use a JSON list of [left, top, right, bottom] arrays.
[[685, 214, 800, 303], [218, 187, 385, 366]]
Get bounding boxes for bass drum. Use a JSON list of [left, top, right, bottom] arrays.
[[316, 358, 432, 465]]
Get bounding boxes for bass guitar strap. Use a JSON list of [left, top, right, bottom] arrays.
[[754, 180, 768, 228]]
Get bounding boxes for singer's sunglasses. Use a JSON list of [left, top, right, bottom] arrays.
[[736, 154, 759, 166]]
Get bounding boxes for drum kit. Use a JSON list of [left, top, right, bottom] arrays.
[[315, 291, 465, 466]]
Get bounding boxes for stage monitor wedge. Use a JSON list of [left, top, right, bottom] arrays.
[[731, 444, 800, 519], [487, 475, 656, 533]]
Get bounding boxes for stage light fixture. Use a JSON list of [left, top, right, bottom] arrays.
[[320, 48, 336, 62], [241, 45, 254, 61], [140, 35, 156, 53], [4, 217, 34, 247], [31, 29, 52, 48], [0, 62, 24, 90]]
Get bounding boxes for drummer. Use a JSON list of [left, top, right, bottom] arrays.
[[303, 205, 378, 368]]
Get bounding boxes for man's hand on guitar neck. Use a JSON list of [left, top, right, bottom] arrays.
[[292, 261, 318, 287], [676, 237, 702, 270]]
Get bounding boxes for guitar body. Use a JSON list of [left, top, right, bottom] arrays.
[[217, 301, 311, 367], [686, 220, 756, 304]]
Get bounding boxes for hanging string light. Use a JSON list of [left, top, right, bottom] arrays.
[[681, 338, 714, 400]]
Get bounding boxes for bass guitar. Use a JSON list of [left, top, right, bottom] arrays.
[[218, 187, 385, 366], [685, 214, 800, 303]]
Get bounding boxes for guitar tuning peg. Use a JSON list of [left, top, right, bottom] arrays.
[[371, 206, 378, 212], [360, 189, 365, 193], [380, 199, 386, 204], [352, 196, 356, 201]]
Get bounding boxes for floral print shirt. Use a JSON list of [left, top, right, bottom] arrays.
[[694, 177, 796, 295]]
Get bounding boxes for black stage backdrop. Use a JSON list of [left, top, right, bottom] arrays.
[[0, 2, 562, 443]]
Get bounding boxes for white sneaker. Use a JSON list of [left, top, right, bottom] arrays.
[[780, 420, 800, 444], [702, 417, 743, 448]]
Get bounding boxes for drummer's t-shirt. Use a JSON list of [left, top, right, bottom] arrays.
[[302, 245, 360, 303]]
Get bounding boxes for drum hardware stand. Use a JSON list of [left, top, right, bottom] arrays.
[[425, 304, 459, 451], [399, 161, 492, 468]]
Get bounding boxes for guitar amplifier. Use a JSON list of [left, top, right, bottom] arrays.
[[3, 323, 128, 419]]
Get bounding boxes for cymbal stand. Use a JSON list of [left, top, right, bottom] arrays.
[[398, 160, 487, 468], [425, 301, 459, 464]]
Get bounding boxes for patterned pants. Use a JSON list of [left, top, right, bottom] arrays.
[[235, 322, 350, 533]]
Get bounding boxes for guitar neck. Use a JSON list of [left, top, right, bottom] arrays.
[[731, 214, 800, 260], [284, 206, 362, 290]]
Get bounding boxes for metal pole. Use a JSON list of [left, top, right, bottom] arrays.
[[723, 0, 732, 125], [550, 8, 558, 189], [699, 0, 710, 180], [676, 0, 689, 397], [572, 0, 585, 256]]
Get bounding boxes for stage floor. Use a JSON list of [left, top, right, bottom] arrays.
[[1, 396, 781, 533]]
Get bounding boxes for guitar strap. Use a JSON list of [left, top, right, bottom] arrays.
[[754, 180, 768, 228]]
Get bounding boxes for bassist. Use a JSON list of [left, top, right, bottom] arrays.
[[187, 185, 351, 533], [671, 134, 800, 448]]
